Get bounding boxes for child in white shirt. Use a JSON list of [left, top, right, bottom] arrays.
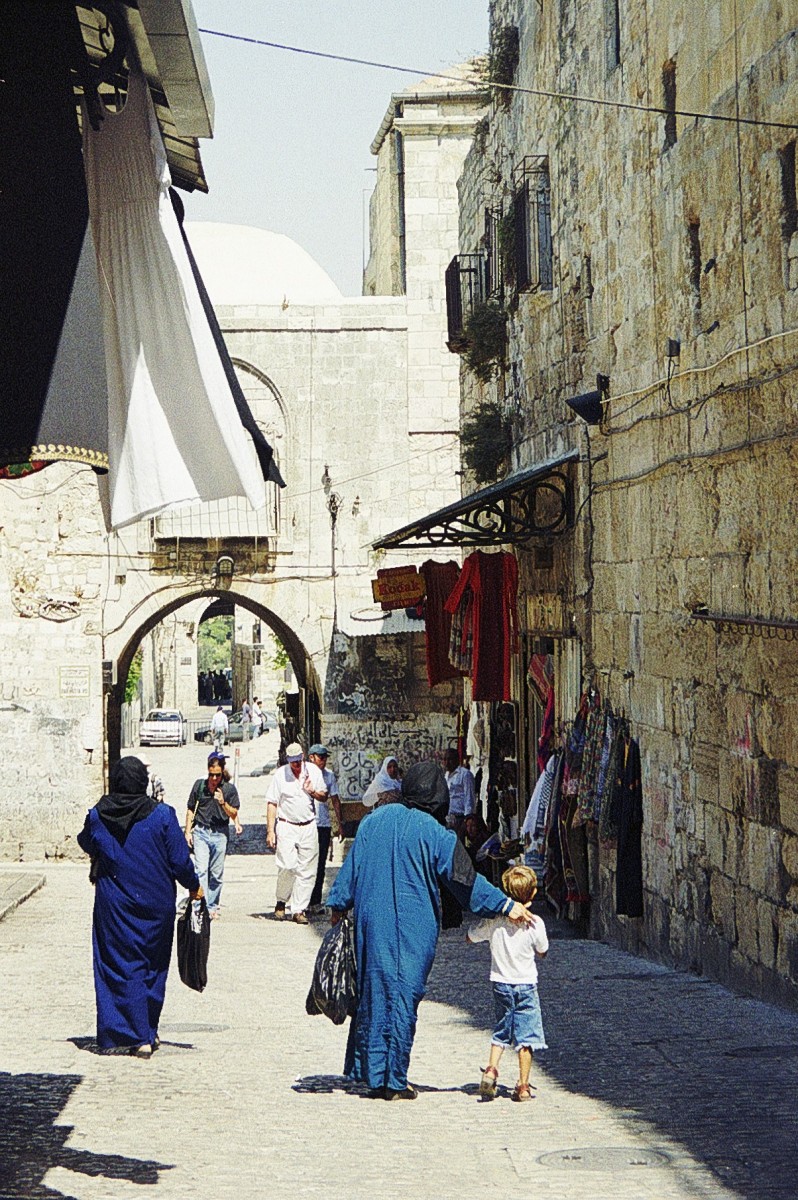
[[467, 864, 549, 1102]]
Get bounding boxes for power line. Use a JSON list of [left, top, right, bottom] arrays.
[[198, 27, 798, 134]]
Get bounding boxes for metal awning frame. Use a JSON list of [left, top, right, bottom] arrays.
[[373, 450, 578, 550]]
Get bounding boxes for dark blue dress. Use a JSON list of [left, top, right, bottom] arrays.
[[78, 804, 199, 1050], [326, 804, 509, 1091]]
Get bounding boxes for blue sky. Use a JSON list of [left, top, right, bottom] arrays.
[[183, 2, 488, 295]]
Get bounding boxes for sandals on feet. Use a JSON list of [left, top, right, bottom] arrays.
[[479, 1065, 499, 1099], [512, 1083, 533, 1102]]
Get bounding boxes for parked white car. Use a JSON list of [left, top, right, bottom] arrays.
[[139, 709, 186, 747]]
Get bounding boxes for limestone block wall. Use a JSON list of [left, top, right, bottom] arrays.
[[455, 0, 798, 1006], [0, 464, 106, 859]]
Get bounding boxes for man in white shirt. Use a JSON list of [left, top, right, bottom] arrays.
[[444, 748, 475, 832], [266, 742, 327, 924], [210, 706, 228, 753], [307, 743, 344, 914]]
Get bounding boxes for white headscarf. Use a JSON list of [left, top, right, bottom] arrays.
[[374, 755, 402, 793]]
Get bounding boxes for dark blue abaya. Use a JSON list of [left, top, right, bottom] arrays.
[[326, 802, 509, 1092], [78, 800, 199, 1050]]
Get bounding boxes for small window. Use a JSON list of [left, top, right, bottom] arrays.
[[779, 141, 798, 241], [605, 0, 621, 72], [445, 254, 487, 350], [484, 208, 504, 297], [512, 158, 553, 293], [663, 59, 677, 149], [687, 216, 702, 307]]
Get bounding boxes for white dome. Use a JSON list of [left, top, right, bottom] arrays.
[[185, 222, 344, 306]]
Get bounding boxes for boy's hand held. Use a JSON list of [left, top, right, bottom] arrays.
[[507, 902, 534, 924]]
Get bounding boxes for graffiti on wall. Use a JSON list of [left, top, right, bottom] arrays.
[[324, 714, 457, 800]]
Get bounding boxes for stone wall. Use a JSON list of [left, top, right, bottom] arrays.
[[455, 0, 798, 1006]]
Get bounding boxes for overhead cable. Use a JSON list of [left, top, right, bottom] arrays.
[[198, 28, 798, 133]]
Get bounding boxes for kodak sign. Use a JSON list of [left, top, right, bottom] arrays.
[[371, 565, 425, 611]]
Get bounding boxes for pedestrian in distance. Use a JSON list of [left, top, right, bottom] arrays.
[[326, 760, 534, 1101], [266, 742, 327, 924], [252, 697, 264, 736], [467, 864, 549, 1102], [185, 751, 242, 919], [210, 705, 228, 753], [241, 697, 253, 740], [307, 743, 344, 914], [78, 756, 203, 1057], [443, 748, 476, 835]]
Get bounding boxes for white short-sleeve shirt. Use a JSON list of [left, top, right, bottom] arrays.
[[266, 761, 327, 825], [468, 913, 549, 985]]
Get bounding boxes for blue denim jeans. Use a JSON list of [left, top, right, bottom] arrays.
[[491, 982, 547, 1051], [192, 825, 228, 913]]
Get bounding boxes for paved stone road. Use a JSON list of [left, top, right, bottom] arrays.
[[2, 736, 798, 1199]]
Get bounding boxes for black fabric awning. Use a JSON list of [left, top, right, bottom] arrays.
[[373, 450, 578, 550]]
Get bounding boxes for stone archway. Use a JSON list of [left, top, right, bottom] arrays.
[[107, 587, 322, 766]]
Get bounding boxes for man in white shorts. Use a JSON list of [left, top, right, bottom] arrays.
[[266, 742, 327, 924]]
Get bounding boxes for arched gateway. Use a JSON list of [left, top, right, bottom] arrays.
[[104, 583, 326, 766]]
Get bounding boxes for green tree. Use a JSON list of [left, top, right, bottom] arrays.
[[124, 647, 143, 704], [198, 616, 233, 673]]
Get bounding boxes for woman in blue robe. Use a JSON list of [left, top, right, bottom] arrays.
[[327, 761, 532, 1099], [78, 757, 201, 1057]]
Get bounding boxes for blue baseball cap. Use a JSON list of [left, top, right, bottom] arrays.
[[309, 743, 329, 757]]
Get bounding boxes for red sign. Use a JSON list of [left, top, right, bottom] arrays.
[[371, 566, 425, 611]]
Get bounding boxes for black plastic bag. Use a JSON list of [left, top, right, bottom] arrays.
[[305, 914, 357, 1024], [176, 897, 210, 992]]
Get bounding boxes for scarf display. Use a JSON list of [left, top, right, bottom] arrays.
[[420, 560, 464, 688]]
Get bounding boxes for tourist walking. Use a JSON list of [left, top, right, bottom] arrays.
[[467, 865, 549, 1102], [77, 756, 202, 1057], [185, 751, 241, 919], [266, 742, 327, 924], [210, 705, 228, 752], [307, 743, 344, 913], [326, 760, 533, 1100]]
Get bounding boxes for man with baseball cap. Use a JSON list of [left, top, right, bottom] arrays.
[[265, 743, 327, 924], [307, 744, 344, 914]]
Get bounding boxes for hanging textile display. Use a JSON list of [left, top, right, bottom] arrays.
[[444, 551, 519, 701], [82, 69, 267, 529], [0, 2, 108, 475], [420, 560, 464, 687], [615, 736, 644, 917], [522, 753, 559, 882]]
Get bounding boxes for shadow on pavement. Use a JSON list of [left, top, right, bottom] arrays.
[[427, 922, 798, 1200], [69, 1036, 194, 1054], [228, 823, 268, 855], [0, 1070, 173, 1198]]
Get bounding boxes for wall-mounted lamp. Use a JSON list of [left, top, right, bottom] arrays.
[[565, 374, 610, 425], [321, 464, 332, 495], [214, 554, 234, 590], [351, 495, 361, 517]]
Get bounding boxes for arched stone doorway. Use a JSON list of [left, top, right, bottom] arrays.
[[107, 588, 321, 766]]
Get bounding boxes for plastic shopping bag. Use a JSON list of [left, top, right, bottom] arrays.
[[176, 897, 210, 992], [305, 914, 357, 1024]]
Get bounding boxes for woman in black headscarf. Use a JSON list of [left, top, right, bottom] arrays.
[[78, 757, 202, 1057], [327, 760, 532, 1099]]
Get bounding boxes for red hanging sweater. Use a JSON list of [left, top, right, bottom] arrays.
[[444, 551, 519, 701]]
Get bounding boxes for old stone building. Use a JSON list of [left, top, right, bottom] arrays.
[[0, 70, 485, 855], [445, 0, 798, 1007]]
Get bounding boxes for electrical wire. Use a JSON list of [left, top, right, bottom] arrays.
[[198, 27, 798, 133]]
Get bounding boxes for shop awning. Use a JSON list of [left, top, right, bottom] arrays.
[[373, 449, 578, 550]]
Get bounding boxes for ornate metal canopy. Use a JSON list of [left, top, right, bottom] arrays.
[[373, 451, 578, 550]]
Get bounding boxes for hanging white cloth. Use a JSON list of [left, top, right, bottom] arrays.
[[82, 70, 266, 528]]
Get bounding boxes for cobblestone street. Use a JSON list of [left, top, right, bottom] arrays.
[[2, 737, 798, 1200]]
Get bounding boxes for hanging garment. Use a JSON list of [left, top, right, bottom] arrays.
[[444, 552, 519, 701], [537, 687, 555, 774], [0, 2, 108, 473], [522, 753, 559, 880], [616, 737, 644, 917], [598, 717, 629, 842], [420, 560, 464, 687], [575, 697, 610, 826], [543, 752, 567, 915], [82, 69, 266, 528]]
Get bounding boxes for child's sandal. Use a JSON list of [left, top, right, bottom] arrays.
[[512, 1083, 533, 1102], [479, 1065, 499, 1099]]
